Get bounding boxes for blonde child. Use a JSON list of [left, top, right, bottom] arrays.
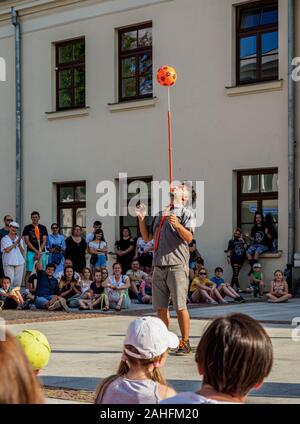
[[95, 316, 178, 404]]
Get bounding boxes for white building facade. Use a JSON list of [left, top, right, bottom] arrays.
[[0, 0, 299, 287]]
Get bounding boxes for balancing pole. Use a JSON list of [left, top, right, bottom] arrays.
[[167, 87, 173, 194]]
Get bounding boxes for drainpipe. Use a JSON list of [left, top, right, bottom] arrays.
[[11, 7, 22, 228], [288, 0, 295, 266]]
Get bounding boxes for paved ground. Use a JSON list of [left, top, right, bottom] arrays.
[[7, 299, 300, 404]]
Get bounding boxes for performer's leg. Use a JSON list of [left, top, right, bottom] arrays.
[[152, 266, 170, 327], [177, 308, 190, 342], [157, 308, 170, 328], [167, 265, 190, 341]]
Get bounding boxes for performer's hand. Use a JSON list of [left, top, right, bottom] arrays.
[[136, 203, 147, 221], [168, 213, 180, 229]]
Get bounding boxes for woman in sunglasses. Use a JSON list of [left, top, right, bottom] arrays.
[[46, 224, 66, 278], [189, 268, 227, 305]]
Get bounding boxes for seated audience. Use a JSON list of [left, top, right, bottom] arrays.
[[81, 267, 93, 294], [245, 211, 269, 274], [137, 274, 152, 304], [34, 256, 68, 312], [126, 260, 148, 297], [190, 268, 227, 305], [211, 267, 245, 303], [0, 276, 24, 310], [95, 317, 178, 404], [135, 236, 154, 273], [265, 213, 278, 252], [78, 269, 109, 311], [56, 259, 81, 281], [161, 313, 273, 404], [266, 270, 292, 303], [249, 263, 265, 298], [103, 262, 131, 311], [189, 239, 204, 281], [59, 266, 82, 308]]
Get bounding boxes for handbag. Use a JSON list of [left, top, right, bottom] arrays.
[[90, 240, 101, 266]]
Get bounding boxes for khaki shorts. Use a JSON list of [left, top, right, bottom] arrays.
[[152, 264, 189, 312]]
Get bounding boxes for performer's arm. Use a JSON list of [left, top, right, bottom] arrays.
[[136, 204, 153, 243], [168, 214, 193, 244]]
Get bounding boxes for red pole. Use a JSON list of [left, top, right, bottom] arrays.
[[167, 87, 173, 193]]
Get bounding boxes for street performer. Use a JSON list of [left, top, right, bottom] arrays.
[[136, 183, 195, 355]]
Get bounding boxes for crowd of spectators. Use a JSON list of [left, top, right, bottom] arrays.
[[0, 209, 291, 312]]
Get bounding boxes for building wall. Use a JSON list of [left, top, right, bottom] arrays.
[[0, 0, 293, 285]]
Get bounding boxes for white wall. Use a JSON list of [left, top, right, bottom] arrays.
[[0, 0, 292, 286]]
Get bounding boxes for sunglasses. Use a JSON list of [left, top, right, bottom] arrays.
[[199, 272, 207, 275], [6, 219, 13, 222], [52, 227, 59, 230]]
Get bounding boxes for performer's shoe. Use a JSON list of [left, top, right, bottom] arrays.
[[175, 339, 192, 356]]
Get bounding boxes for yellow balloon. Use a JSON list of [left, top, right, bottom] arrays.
[[16, 330, 51, 370]]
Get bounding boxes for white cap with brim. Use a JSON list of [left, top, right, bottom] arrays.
[[9, 221, 19, 228], [123, 316, 179, 359]]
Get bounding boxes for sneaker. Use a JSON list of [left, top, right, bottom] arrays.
[[0, 300, 4, 310], [59, 297, 70, 312], [234, 296, 246, 304], [218, 299, 228, 304], [175, 339, 192, 356], [209, 300, 218, 305], [48, 300, 61, 311], [236, 288, 243, 293]]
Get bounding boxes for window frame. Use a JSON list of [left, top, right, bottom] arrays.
[[236, 0, 279, 85], [56, 181, 87, 236], [237, 168, 278, 230], [118, 22, 153, 102], [55, 37, 86, 111]]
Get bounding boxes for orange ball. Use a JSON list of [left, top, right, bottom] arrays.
[[157, 66, 177, 87]]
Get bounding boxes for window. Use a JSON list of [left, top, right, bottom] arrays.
[[57, 182, 86, 237], [118, 23, 152, 102], [236, 1, 278, 85], [237, 168, 278, 234], [119, 177, 152, 238], [55, 38, 85, 110]]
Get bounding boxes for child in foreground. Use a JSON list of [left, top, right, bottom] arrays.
[[161, 313, 273, 404], [0, 331, 44, 403], [94, 316, 178, 404]]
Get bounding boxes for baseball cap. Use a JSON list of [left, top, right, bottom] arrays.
[[253, 263, 262, 268], [9, 221, 19, 228], [123, 317, 179, 359]]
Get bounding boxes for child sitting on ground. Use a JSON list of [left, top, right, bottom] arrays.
[[94, 316, 178, 404], [78, 270, 109, 311], [210, 267, 245, 303], [249, 263, 265, 297], [190, 268, 227, 304], [137, 275, 152, 304], [0, 276, 24, 310], [161, 313, 273, 404], [266, 270, 292, 303]]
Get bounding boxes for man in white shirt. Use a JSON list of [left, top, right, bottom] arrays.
[[1, 222, 25, 287]]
